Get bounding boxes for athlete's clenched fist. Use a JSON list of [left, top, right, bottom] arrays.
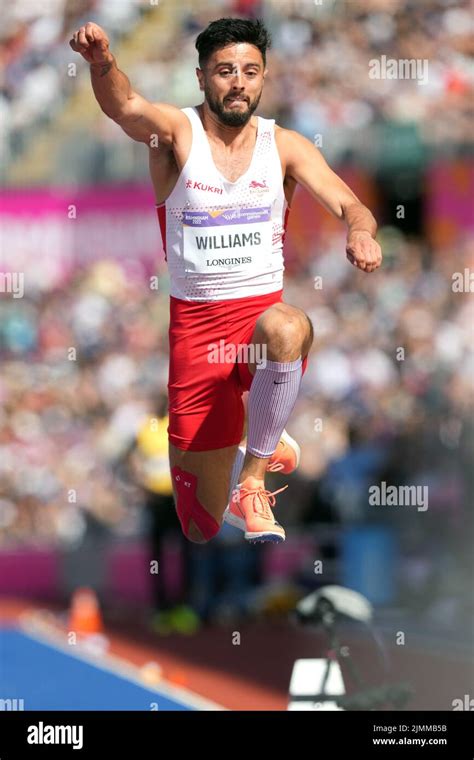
[[69, 22, 112, 65], [346, 230, 382, 273]]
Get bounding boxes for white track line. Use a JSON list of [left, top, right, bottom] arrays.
[[18, 611, 226, 711]]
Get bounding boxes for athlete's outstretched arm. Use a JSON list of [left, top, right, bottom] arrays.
[[281, 130, 382, 273], [69, 22, 186, 146]]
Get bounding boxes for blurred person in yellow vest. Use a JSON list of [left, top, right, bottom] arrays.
[[135, 414, 173, 496], [131, 392, 200, 635]]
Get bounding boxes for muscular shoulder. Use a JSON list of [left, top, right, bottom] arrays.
[[275, 125, 315, 161], [147, 103, 192, 188], [275, 126, 326, 188], [147, 103, 191, 154]]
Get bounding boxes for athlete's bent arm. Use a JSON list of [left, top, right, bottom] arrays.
[[281, 130, 382, 273], [69, 22, 186, 146]]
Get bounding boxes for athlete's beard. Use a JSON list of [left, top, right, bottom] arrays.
[[204, 86, 262, 127]]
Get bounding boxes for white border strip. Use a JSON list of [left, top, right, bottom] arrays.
[[18, 611, 226, 712]]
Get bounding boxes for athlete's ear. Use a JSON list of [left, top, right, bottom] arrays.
[[196, 67, 204, 91]]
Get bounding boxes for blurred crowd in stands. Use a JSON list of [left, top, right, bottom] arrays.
[[0, 0, 472, 628], [1, 231, 472, 552], [1, 0, 472, 172]]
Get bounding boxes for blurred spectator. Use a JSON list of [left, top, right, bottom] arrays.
[[0, 0, 472, 634], [127, 392, 199, 634], [1, 236, 471, 559], [1, 0, 472, 176]]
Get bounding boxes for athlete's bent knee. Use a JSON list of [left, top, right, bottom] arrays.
[[171, 466, 221, 543]]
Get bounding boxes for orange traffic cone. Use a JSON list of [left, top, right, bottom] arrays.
[[68, 587, 103, 636]]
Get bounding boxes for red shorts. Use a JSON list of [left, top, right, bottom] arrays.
[[167, 289, 308, 451]]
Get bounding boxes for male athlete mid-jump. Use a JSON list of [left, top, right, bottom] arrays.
[[70, 17, 382, 545]]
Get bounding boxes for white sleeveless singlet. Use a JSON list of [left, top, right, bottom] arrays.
[[156, 106, 289, 301]]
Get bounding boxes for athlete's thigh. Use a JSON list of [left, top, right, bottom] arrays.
[[169, 442, 239, 521]]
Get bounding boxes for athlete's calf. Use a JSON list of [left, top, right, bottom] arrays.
[[171, 466, 221, 543], [169, 443, 239, 544]]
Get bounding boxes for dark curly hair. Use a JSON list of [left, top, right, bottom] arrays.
[[195, 17, 271, 69]]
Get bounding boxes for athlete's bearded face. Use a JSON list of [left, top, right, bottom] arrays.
[[198, 43, 266, 127]]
